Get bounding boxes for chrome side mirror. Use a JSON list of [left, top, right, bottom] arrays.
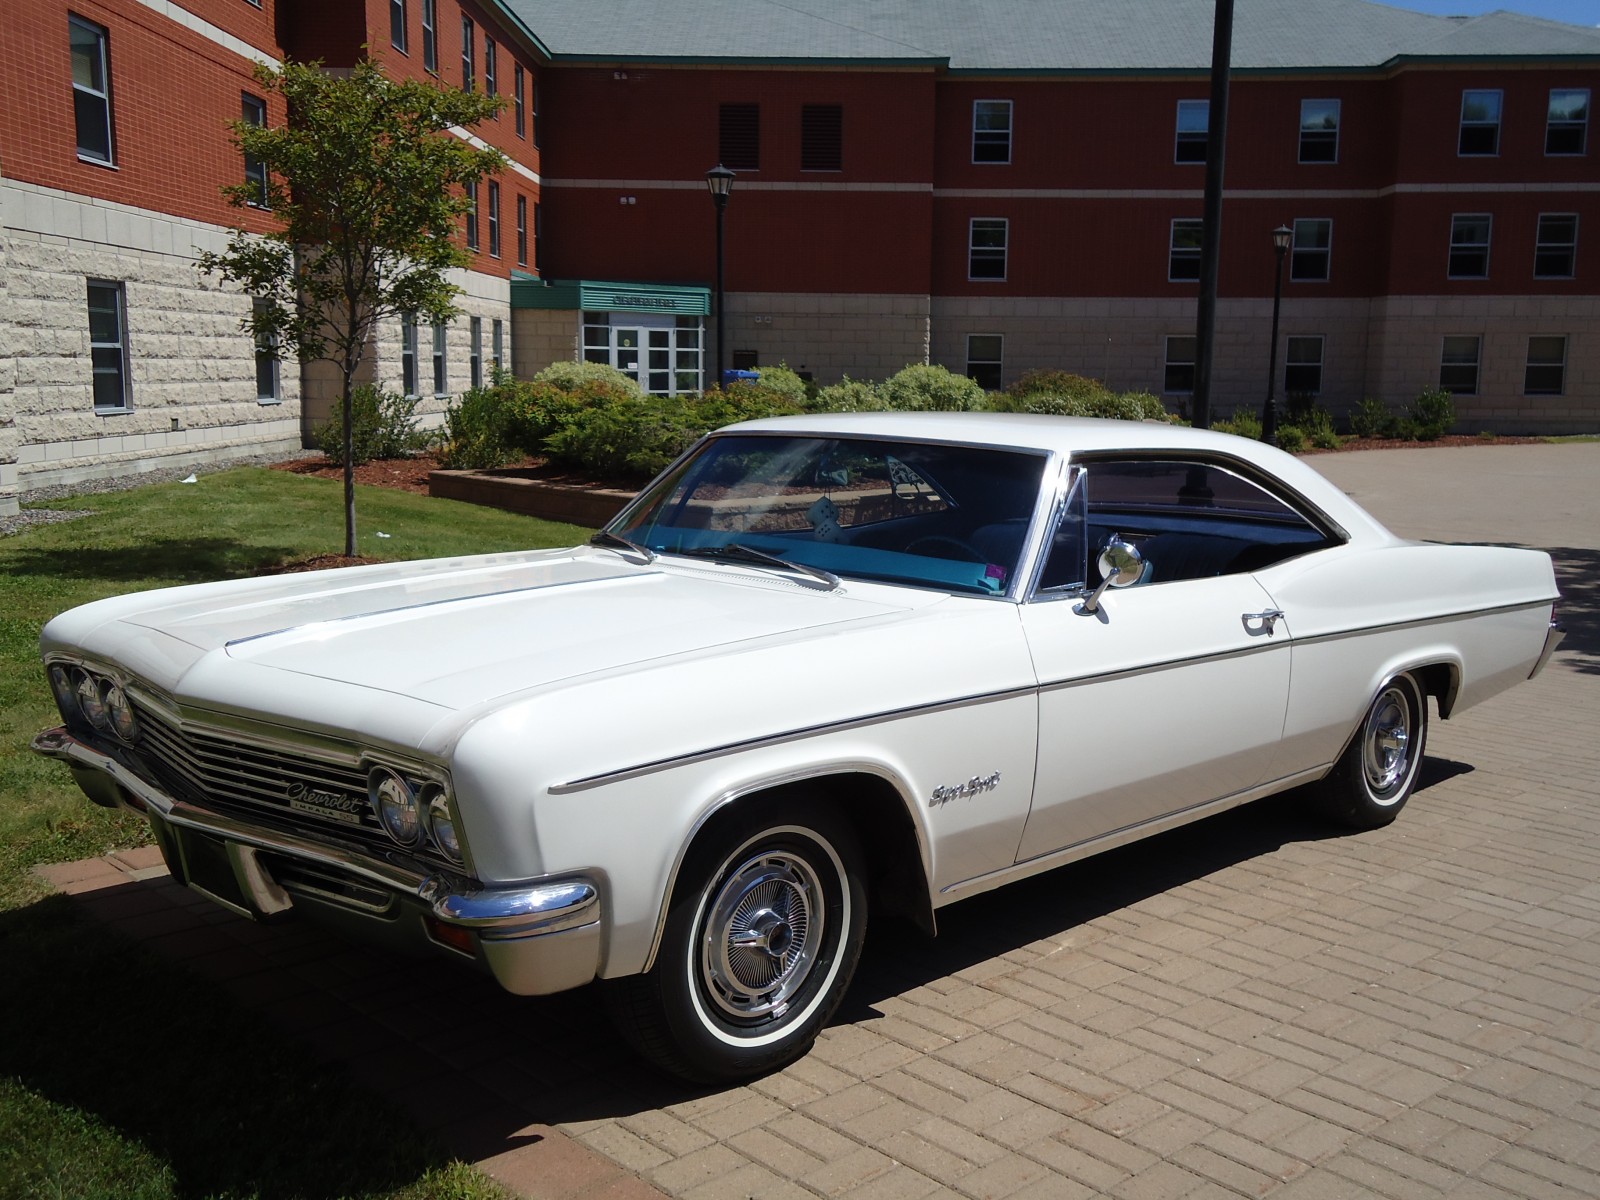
[[1076, 536, 1143, 615]]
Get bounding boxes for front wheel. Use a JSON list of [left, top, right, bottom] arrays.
[[1317, 672, 1428, 829], [605, 807, 867, 1084]]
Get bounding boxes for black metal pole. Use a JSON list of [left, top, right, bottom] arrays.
[[1191, 0, 1235, 429], [714, 197, 727, 389], [1263, 243, 1286, 444]]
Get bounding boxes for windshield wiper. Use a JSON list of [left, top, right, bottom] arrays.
[[589, 529, 656, 565], [678, 543, 840, 591]]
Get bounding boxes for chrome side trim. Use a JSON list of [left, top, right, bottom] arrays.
[[32, 726, 596, 936], [1284, 597, 1558, 648], [1529, 621, 1566, 679], [547, 684, 1036, 795]]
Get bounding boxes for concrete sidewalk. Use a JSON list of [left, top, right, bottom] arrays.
[[38, 442, 1600, 1200]]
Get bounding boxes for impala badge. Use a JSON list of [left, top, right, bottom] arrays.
[[930, 772, 1001, 807], [287, 781, 368, 825]]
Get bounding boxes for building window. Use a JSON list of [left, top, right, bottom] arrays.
[[465, 180, 479, 250], [1534, 214, 1578, 279], [484, 38, 497, 109], [1449, 214, 1492, 279], [1168, 219, 1203, 282], [514, 64, 525, 138], [401, 315, 418, 397], [972, 100, 1012, 164], [1175, 99, 1208, 164], [1299, 98, 1340, 163], [421, 0, 436, 71], [1284, 335, 1324, 395], [1547, 89, 1589, 156], [1525, 336, 1567, 395], [86, 279, 129, 411], [487, 181, 500, 257], [241, 93, 269, 208], [470, 316, 483, 389], [1459, 89, 1502, 156], [968, 218, 1008, 281], [801, 104, 842, 171], [516, 194, 527, 266], [70, 15, 115, 165], [432, 322, 447, 395], [534, 201, 542, 271], [253, 298, 280, 402], [1439, 335, 1481, 395], [1164, 335, 1197, 394], [965, 334, 1003, 390], [390, 0, 407, 52], [532, 78, 540, 147], [719, 103, 760, 171], [1291, 218, 1332, 282], [492, 317, 504, 373], [461, 17, 474, 91]]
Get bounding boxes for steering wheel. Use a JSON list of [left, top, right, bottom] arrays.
[[904, 534, 987, 562]]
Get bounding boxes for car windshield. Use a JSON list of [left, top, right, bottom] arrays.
[[610, 434, 1049, 595]]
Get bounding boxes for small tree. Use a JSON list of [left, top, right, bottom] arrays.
[[200, 57, 505, 556]]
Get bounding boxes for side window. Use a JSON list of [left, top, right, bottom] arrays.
[[1041, 459, 1332, 590]]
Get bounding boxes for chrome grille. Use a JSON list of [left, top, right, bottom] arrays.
[[131, 697, 386, 844]]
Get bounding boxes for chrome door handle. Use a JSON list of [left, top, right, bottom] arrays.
[[1242, 609, 1285, 635]]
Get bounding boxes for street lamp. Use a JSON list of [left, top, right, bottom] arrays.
[[1262, 223, 1292, 444], [706, 164, 735, 389]]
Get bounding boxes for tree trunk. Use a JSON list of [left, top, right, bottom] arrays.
[[342, 372, 356, 557]]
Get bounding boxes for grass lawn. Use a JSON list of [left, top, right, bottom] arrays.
[[1, 467, 590, 1199]]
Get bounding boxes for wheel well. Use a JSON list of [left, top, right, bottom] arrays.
[[1412, 662, 1460, 718], [688, 773, 936, 938]]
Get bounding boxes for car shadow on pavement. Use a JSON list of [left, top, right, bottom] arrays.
[[1546, 546, 1600, 675]]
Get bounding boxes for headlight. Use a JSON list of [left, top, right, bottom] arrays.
[[104, 682, 139, 743], [74, 670, 109, 730], [422, 784, 464, 865], [369, 767, 421, 847], [48, 665, 76, 719]]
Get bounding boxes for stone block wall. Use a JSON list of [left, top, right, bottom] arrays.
[[511, 309, 580, 379], [721, 293, 931, 383]]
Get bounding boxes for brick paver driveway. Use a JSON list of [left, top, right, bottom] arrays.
[[41, 443, 1600, 1200]]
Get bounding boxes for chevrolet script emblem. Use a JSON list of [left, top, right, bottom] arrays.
[[286, 781, 368, 825]]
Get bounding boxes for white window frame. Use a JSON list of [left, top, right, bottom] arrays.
[[465, 180, 479, 251], [1448, 213, 1492, 280], [390, 0, 407, 52], [968, 217, 1008, 282], [484, 37, 497, 102], [1168, 218, 1203, 282], [487, 181, 500, 258], [1290, 218, 1333, 283], [1438, 335, 1481, 396], [1534, 213, 1578, 279], [514, 63, 525, 138], [1298, 98, 1340, 164], [972, 100, 1013, 165], [492, 317, 505, 374], [1175, 99, 1208, 164], [253, 297, 280, 403], [1284, 335, 1325, 396], [420, 0, 437, 71], [70, 14, 115, 165], [401, 315, 418, 398], [461, 16, 475, 91], [1459, 89, 1502, 157], [432, 321, 448, 396], [1164, 335, 1197, 395], [241, 92, 269, 208], [1546, 88, 1589, 156], [1525, 335, 1567, 396], [87, 278, 130, 412], [470, 316, 483, 389], [516, 194, 527, 266], [965, 334, 1003, 390]]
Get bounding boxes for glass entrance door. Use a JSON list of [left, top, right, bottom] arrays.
[[583, 311, 703, 395]]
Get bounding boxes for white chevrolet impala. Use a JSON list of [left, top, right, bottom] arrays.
[[35, 414, 1564, 1081]]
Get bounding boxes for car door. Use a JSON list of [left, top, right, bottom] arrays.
[[1013, 457, 1323, 864]]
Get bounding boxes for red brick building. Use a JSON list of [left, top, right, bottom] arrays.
[[3, 0, 1597, 513]]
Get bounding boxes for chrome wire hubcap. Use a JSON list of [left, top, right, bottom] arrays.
[[1363, 686, 1413, 797], [701, 851, 822, 1022]]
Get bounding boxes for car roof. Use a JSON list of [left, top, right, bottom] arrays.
[[719, 412, 1394, 544]]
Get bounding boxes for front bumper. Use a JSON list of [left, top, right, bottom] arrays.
[[32, 726, 601, 996]]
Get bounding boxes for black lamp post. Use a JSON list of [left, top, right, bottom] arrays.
[[706, 164, 735, 389], [1262, 223, 1292, 444]]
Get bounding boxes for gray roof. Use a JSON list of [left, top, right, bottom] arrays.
[[498, 0, 1600, 70]]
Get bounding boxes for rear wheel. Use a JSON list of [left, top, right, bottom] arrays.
[[605, 806, 866, 1084], [1317, 672, 1427, 829]]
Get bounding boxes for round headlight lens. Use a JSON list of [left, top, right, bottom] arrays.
[[48, 665, 77, 718], [369, 768, 421, 846], [74, 670, 109, 730], [104, 683, 139, 743], [422, 784, 464, 864]]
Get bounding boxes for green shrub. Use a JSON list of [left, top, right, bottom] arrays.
[[1309, 425, 1344, 450], [438, 386, 518, 469], [1349, 396, 1395, 439], [1213, 410, 1263, 440], [879, 363, 988, 411], [505, 376, 636, 454], [533, 359, 643, 396], [1284, 392, 1337, 440], [1275, 425, 1307, 453], [700, 381, 806, 426], [741, 362, 810, 406], [1408, 387, 1456, 441], [813, 376, 886, 412], [313, 385, 427, 465], [1005, 370, 1111, 403]]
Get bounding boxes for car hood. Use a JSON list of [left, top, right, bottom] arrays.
[[114, 549, 923, 710]]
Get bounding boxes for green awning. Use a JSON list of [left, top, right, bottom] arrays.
[[511, 276, 710, 316]]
